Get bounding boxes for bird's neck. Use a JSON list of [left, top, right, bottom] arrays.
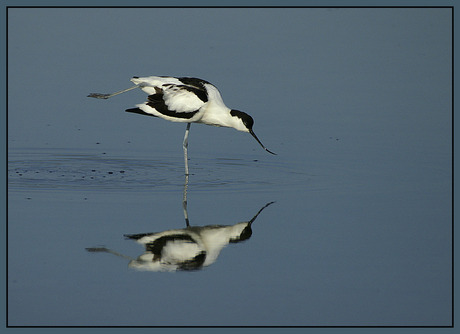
[[200, 104, 247, 131]]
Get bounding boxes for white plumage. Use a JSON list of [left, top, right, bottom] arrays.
[[86, 202, 274, 272], [88, 76, 275, 175], [130, 77, 205, 121]]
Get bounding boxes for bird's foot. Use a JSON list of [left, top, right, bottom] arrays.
[[87, 93, 111, 99]]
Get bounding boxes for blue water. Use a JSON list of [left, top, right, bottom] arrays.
[[7, 7, 451, 326]]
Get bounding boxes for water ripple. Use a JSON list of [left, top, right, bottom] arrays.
[[8, 148, 310, 192]]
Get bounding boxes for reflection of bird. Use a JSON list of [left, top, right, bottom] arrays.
[[86, 202, 274, 272], [88, 76, 276, 175]]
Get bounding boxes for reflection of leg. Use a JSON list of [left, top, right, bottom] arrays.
[[86, 247, 134, 261], [183, 123, 191, 175], [183, 174, 190, 227]]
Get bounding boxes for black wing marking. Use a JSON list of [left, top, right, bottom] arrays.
[[164, 84, 208, 103], [125, 87, 201, 119], [124, 232, 157, 240], [177, 77, 211, 103], [126, 79, 210, 119], [145, 234, 197, 255], [145, 234, 207, 270], [178, 77, 211, 88], [125, 107, 158, 117], [146, 92, 200, 119]]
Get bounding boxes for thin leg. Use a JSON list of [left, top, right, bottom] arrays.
[[183, 123, 191, 175], [87, 85, 139, 99]]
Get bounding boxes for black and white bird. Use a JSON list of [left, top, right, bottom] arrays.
[[88, 76, 276, 175], [86, 201, 274, 272]]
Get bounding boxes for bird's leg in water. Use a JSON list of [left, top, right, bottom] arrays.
[[183, 123, 191, 175]]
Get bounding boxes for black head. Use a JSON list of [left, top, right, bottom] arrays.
[[230, 109, 276, 155], [230, 109, 254, 130]]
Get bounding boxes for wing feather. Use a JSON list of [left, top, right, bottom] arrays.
[[162, 85, 206, 112], [128, 76, 209, 122]]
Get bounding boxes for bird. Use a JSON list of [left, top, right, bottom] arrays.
[[86, 201, 274, 272], [88, 76, 276, 175]]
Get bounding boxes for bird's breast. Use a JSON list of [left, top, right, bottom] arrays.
[[199, 103, 235, 128]]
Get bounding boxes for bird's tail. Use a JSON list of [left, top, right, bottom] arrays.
[[125, 108, 158, 117]]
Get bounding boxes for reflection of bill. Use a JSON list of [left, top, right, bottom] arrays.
[[86, 202, 274, 272]]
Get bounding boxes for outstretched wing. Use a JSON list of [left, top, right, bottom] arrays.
[[126, 76, 209, 122]]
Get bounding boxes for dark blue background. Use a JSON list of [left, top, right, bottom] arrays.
[[7, 7, 451, 326]]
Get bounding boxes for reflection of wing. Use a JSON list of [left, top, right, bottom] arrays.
[[101, 202, 276, 272], [124, 232, 157, 240], [126, 232, 207, 271], [146, 234, 206, 270]]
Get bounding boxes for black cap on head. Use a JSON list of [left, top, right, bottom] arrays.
[[230, 110, 276, 155], [230, 110, 254, 130]]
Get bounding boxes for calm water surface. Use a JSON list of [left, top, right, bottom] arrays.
[[7, 7, 451, 327], [8, 139, 451, 326]]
